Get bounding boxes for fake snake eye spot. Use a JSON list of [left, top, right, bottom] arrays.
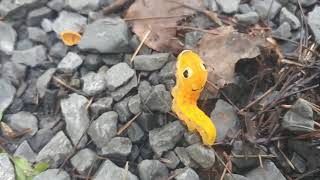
[[183, 68, 193, 78]]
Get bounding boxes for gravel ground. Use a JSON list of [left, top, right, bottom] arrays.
[[0, 0, 320, 180]]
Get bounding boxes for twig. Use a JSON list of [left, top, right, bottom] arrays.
[[278, 141, 295, 170], [258, 154, 263, 168], [53, 76, 89, 97], [231, 153, 276, 158], [130, 30, 151, 64], [102, 0, 130, 14], [86, 97, 94, 110], [295, 168, 320, 180], [117, 112, 141, 135], [124, 15, 187, 21], [122, 161, 129, 180], [165, 25, 220, 35], [213, 150, 233, 175]]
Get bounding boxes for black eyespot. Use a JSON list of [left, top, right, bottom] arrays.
[[183, 70, 189, 78], [182, 68, 193, 78]]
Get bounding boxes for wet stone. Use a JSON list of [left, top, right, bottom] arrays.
[[6, 111, 38, 136], [79, 17, 130, 53], [0, 21, 17, 54], [60, 93, 89, 146], [11, 45, 47, 67], [210, 99, 240, 142], [105, 62, 135, 91], [133, 53, 171, 71], [149, 121, 185, 157], [101, 137, 132, 160], [163, 151, 180, 169], [14, 140, 37, 163], [186, 143, 216, 168], [81, 71, 107, 96], [90, 97, 113, 119], [280, 7, 301, 30], [0, 79, 16, 112], [36, 131, 73, 168], [114, 97, 132, 123], [88, 111, 118, 148], [174, 167, 200, 180], [71, 148, 96, 174], [138, 160, 169, 180], [58, 52, 83, 73], [282, 98, 314, 132], [127, 122, 144, 143], [93, 160, 138, 180], [0, 153, 15, 180], [33, 169, 70, 180], [245, 160, 286, 180]]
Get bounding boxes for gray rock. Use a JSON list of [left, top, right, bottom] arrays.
[[216, 0, 240, 14], [101, 54, 124, 65], [291, 152, 306, 173], [0, 0, 44, 18], [128, 122, 144, 143], [225, 173, 250, 180], [16, 39, 33, 50], [0, 21, 16, 54], [81, 72, 106, 96], [159, 61, 176, 83], [6, 111, 38, 136], [282, 98, 314, 132], [163, 151, 180, 169], [84, 54, 102, 71], [88, 111, 118, 148], [207, 0, 218, 11], [60, 93, 89, 145], [47, 0, 65, 11], [105, 62, 135, 91], [251, 0, 282, 19], [136, 112, 159, 131], [210, 99, 240, 142], [128, 94, 141, 115], [231, 141, 260, 169], [57, 52, 83, 73], [49, 42, 68, 58], [79, 17, 129, 53], [138, 80, 153, 102], [235, 12, 259, 25], [239, 4, 252, 14], [33, 169, 70, 180], [114, 97, 132, 123], [186, 143, 216, 168], [272, 22, 292, 38], [308, 6, 320, 44], [71, 148, 96, 174], [36, 131, 73, 167], [184, 31, 204, 49], [14, 140, 36, 163], [144, 84, 172, 113], [0, 79, 16, 112], [11, 45, 47, 67], [52, 11, 87, 37], [101, 137, 132, 159], [111, 74, 138, 101], [184, 132, 201, 145], [138, 160, 169, 180], [28, 27, 47, 44], [133, 53, 171, 71], [93, 161, 138, 180], [29, 128, 54, 152], [36, 68, 56, 98], [149, 121, 185, 156], [65, 0, 100, 14], [1, 61, 26, 86], [245, 160, 286, 180], [27, 7, 54, 26], [174, 168, 199, 180], [292, 0, 317, 7], [280, 7, 301, 29], [41, 18, 53, 32], [90, 97, 113, 119], [0, 153, 15, 180]]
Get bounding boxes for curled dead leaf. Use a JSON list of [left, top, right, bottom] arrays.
[[125, 0, 204, 52], [197, 26, 268, 90]]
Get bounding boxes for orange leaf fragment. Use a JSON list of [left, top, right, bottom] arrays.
[[60, 31, 82, 46]]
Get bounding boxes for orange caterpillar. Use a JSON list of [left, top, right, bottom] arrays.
[[172, 50, 216, 145]]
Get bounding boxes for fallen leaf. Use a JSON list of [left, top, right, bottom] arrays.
[[197, 26, 267, 88], [125, 0, 203, 52], [13, 157, 49, 180]]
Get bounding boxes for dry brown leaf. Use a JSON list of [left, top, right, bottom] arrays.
[[125, 0, 204, 52], [197, 26, 267, 88]]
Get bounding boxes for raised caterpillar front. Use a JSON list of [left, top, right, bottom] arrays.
[[172, 50, 216, 145]]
